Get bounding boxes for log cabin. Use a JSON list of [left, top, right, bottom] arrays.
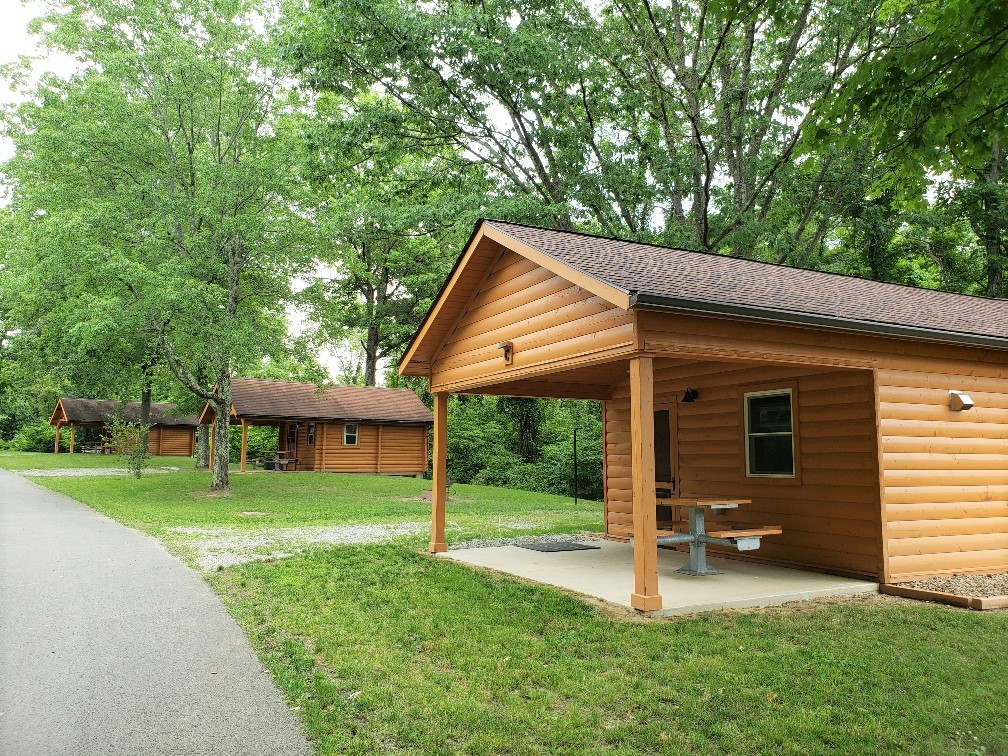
[[198, 378, 432, 475], [49, 398, 198, 456], [399, 219, 1008, 612]]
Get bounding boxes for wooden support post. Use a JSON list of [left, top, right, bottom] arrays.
[[630, 356, 662, 612], [430, 393, 448, 553], [69, 424, 75, 455], [239, 420, 248, 473], [54, 424, 61, 455], [208, 422, 215, 468]]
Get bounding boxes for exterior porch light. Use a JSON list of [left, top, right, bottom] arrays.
[[498, 341, 514, 365], [949, 391, 974, 411], [682, 387, 699, 403]]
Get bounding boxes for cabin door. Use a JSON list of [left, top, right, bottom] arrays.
[[654, 400, 679, 500]]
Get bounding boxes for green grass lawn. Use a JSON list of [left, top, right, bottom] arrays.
[[216, 546, 1008, 755], [7, 450, 1006, 755]]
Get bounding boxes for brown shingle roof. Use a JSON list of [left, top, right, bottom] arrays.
[[53, 398, 198, 427], [484, 220, 1008, 348], [229, 378, 433, 425]]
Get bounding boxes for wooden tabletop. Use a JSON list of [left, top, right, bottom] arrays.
[[656, 497, 752, 509]]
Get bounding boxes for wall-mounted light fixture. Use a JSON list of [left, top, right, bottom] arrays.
[[949, 391, 974, 411], [498, 341, 514, 365], [682, 387, 699, 403]]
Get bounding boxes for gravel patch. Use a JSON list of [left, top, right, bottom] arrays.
[[903, 572, 1008, 598], [171, 522, 428, 571], [22, 467, 180, 477], [451, 532, 604, 550]]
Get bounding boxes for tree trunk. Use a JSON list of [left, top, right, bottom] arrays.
[[982, 140, 1004, 297], [210, 374, 233, 490], [364, 322, 379, 386], [195, 366, 210, 468], [139, 376, 152, 457], [195, 424, 210, 469]]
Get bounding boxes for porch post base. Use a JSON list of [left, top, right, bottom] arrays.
[[429, 541, 448, 553], [631, 592, 663, 612]]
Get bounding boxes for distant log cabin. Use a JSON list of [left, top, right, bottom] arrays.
[[400, 219, 1008, 612], [49, 398, 198, 456], [199, 378, 433, 475]]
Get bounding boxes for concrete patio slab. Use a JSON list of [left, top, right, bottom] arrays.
[[442, 540, 877, 616]]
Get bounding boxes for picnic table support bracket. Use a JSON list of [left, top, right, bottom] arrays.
[[429, 393, 448, 553]]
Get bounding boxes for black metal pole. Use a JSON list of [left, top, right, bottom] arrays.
[[573, 426, 578, 505]]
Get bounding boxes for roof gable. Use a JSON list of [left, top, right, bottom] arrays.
[[399, 222, 630, 375]]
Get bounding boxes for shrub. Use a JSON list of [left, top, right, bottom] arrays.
[[13, 421, 68, 453], [104, 418, 152, 478]]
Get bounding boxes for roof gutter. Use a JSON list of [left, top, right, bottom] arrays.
[[628, 292, 1008, 352]]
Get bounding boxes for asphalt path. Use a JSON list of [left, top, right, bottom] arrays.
[[0, 470, 311, 756]]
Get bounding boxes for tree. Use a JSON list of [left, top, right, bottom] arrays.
[[285, 0, 896, 259], [3, 0, 310, 488], [814, 0, 1008, 294], [295, 94, 485, 385]]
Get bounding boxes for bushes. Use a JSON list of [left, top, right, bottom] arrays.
[[228, 423, 279, 463], [445, 395, 603, 501], [12, 421, 68, 453]]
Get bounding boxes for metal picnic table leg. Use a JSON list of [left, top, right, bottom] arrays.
[[677, 506, 719, 576]]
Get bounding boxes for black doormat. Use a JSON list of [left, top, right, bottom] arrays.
[[518, 541, 601, 552]]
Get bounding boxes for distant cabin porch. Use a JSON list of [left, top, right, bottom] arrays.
[[424, 350, 888, 613]]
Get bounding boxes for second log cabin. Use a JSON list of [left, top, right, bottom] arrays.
[[199, 378, 432, 475]]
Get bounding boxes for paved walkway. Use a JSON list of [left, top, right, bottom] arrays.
[[0, 470, 311, 756]]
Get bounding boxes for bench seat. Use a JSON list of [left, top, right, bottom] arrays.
[[706, 526, 782, 539]]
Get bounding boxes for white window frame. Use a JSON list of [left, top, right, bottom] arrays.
[[343, 423, 359, 446], [743, 388, 796, 478], [306, 424, 315, 446]]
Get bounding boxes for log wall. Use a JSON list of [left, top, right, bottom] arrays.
[[878, 370, 1008, 581], [149, 426, 195, 457], [429, 249, 635, 393], [304, 423, 428, 475], [605, 362, 884, 579]]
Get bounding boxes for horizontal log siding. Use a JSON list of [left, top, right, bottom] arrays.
[[878, 370, 1008, 581], [150, 426, 194, 457], [314, 423, 428, 475], [605, 362, 882, 579], [430, 250, 634, 393]]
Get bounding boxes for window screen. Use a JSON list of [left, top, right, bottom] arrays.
[[344, 423, 358, 446], [287, 425, 297, 447], [745, 391, 794, 476], [307, 424, 315, 446]]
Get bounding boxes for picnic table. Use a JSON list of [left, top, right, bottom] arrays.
[[626, 496, 782, 576], [261, 450, 299, 471]]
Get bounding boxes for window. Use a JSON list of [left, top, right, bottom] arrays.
[[306, 424, 315, 446], [343, 423, 359, 446], [287, 424, 298, 447], [744, 389, 795, 477]]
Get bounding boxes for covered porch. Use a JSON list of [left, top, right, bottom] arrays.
[[425, 351, 884, 614]]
